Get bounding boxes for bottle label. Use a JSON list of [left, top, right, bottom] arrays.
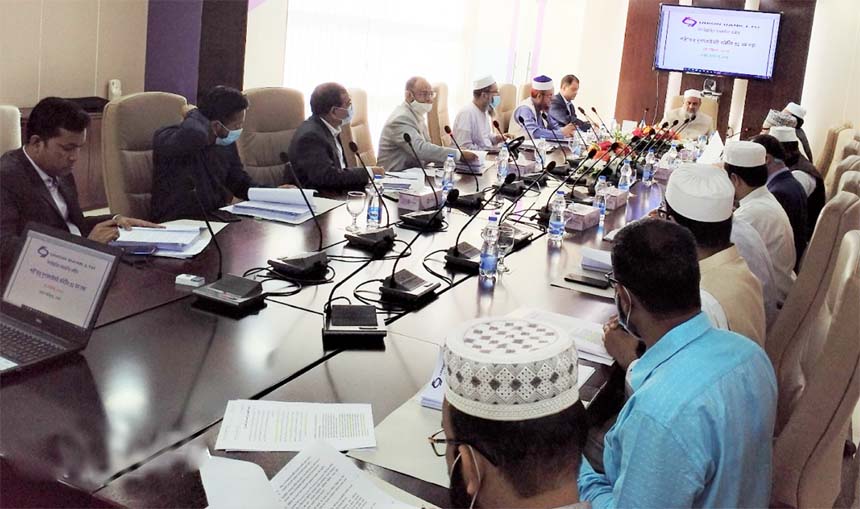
[[549, 219, 565, 236], [480, 253, 497, 273], [367, 206, 379, 222]]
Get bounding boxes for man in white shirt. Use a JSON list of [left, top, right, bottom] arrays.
[[723, 140, 796, 300], [377, 76, 477, 173], [660, 89, 714, 140], [452, 75, 507, 150]]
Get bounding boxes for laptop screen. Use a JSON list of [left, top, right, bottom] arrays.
[[3, 229, 117, 330]]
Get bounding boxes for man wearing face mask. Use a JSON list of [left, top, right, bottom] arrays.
[[377, 76, 477, 173], [579, 218, 777, 508], [151, 85, 277, 223], [452, 76, 509, 150], [288, 83, 383, 191], [437, 317, 590, 509]]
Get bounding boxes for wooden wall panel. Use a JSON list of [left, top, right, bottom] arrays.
[[197, 0, 248, 99], [615, 0, 678, 126], [742, 0, 817, 134]]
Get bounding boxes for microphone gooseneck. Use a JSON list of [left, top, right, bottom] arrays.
[[349, 141, 390, 227], [188, 174, 223, 280], [451, 173, 516, 256], [443, 125, 480, 192], [500, 160, 556, 223], [517, 115, 545, 172], [577, 106, 603, 142], [280, 152, 323, 251], [492, 120, 523, 175], [402, 132, 439, 208], [540, 112, 571, 168]]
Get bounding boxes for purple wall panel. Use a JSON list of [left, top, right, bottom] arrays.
[[144, 0, 204, 104]]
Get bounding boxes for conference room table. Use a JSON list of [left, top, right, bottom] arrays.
[[0, 159, 665, 508]]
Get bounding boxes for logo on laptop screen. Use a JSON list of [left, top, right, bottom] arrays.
[[37, 246, 49, 258], [682, 16, 698, 27]]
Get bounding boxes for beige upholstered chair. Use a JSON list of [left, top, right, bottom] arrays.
[[767, 192, 860, 433], [771, 230, 860, 509], [101, 92, 187, 220], [815, 122, 853, 178], [518, 82, 530, 101], [826, 155, 860, 200], [844, 138, 860, 159], [0, 105, 22, 154], [427, 82, 451, 147], [339, 88, 375, 168], [237, 87, 304, 186], [496, 83, 517, 134], [668, 95, 718, 132], [838, 170, 860, 196]]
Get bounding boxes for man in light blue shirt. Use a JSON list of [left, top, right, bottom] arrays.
[[581, 218, 777, 508]]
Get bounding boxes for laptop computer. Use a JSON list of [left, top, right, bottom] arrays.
[[0, 223, 120, 374]]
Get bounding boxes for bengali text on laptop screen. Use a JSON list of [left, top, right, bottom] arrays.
[[3, 231, 115, 329]]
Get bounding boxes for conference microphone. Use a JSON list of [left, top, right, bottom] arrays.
[[445, 173, 516, 273], [517, 115, 546, 172], [640, 107, 649, 127], [492, 120, 524, 176], [590, 107, 612, 137], [267, 152, 329, 278], [443, 125, 480, 192], [644, 120, 680, 157], [188, 174, 265, 312], [567, 144, 617, 203], [402, 132, 439, 208], [499, 160, 556, 224], [378, 189, 459, 304], [321, 256, 386, 350], [577, 106, 603, 141], [540, 112, 573, 177], [674, 114, 697, 139], [535, 149, 598, 223], [348, 141, 390, 228]]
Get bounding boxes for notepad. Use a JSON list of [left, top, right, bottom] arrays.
[[112, 225, 203, 251], [580, 247, 613, 272]]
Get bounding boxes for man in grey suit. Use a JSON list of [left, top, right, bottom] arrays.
[[548, 74, 590, 131], [377, 77, 477, 173]]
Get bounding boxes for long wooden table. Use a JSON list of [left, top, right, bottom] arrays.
[[0, 164, 664, 508]]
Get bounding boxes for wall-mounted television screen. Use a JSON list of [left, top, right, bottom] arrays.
[[654, 4, 781, 80]]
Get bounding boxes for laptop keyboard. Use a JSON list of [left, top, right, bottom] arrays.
[[0, 322, 64, 364]]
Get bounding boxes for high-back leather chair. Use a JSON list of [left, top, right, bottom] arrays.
[[816, 122, 854, 179], [496, 83, 517, 134], [838, 170, 860, 197], [826, 155, 860, 200], [518, 82, 530, 101], [771, 230, 860, 509], [767, 192, 860, 433], [668, 95, 718, 132], [339, 88, 375, 167], [427, 82, 451, 147], [102, 92, 187, 220], [0, 105, 22, 154], [237, 87, 304, 186]]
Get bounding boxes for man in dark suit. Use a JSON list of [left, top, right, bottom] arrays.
[[1, 97, 156, 268], [287, 83, 383, 191], [548, 74, 590, 131], [752, 134, 809, 268]]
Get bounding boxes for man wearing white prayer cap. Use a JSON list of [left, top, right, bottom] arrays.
[[438, 317, 590, 508], [663, 163, 766, 345], [771, 125, 825, 233], [660, 89, 714, 140], [723, 140, 796, 300], [452, 75, 509, 150], [783, 101, 814, 162], [509, 75, 577, 140]]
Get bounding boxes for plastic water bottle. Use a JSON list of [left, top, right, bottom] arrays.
[[594, 175, 608, 224], [479, 215, 500, 279], [548, 191, 566, 242], [442, 154, 456, 202], [643, 149, 655, 187], [666, 141, 679, 170], [537, 139, 548, 167], [494, 146, 510, 206], [618, 159, 633, 192], [366, 175, 382, 229]]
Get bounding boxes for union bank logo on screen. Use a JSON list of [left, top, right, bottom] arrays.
[[682, 16, 698, 27]]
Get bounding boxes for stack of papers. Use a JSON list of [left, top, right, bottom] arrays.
[[507, 308, 613, 365], [696, 131, 725, 165], [215, 400, 376, 452], [419, 350, 445, 410], [382, 168, 425, 192], [112, 225, 203, 251], [224, 188, 343, 225], [580, 247, 613, 272]]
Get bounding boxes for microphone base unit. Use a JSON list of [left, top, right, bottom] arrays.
[[521, 172, 550, 186], [399, 210, 445, 232], [444, 242, 481, 274], [448, 192, 485, 212], [322, 304, 387, 351], [512, 226, 535, 251], [345, 227, 397, 256], [498, 182, 527, 198], [548, 164, 570, 178], [192, 274, 266, 314], [378, 269, 441, 304], [268, 252, 329, 279]]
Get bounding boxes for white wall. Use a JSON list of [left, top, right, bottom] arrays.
[[800, 0, 860, 156], [244, 0, 289, 90]]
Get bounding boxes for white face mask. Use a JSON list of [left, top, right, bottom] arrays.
[[410, 100, 434, 115]]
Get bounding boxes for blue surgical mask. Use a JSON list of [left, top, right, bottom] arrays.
[[489, 96, 501, 109], [215, 124, 243, 146], [337, 104, 355, 126]]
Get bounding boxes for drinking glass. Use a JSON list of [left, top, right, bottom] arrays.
[[346, 191, 366, 232], [497, 224, 516, 274]]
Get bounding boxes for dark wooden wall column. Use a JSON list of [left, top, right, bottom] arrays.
[[197, 0, 249, 100]]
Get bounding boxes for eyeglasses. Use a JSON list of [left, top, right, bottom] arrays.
[[427, 428, 497, 465], [412, 90, 437, 100], [605, 271, 619, 289]]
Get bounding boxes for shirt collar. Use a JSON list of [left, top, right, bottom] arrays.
[[766, 164, 790, 185], [738, 185, 772, 207], [22, 146, 54, 185], [628, 312, 712, 391], [320, 116, 342, 136], [699, 245, 740, 273]]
